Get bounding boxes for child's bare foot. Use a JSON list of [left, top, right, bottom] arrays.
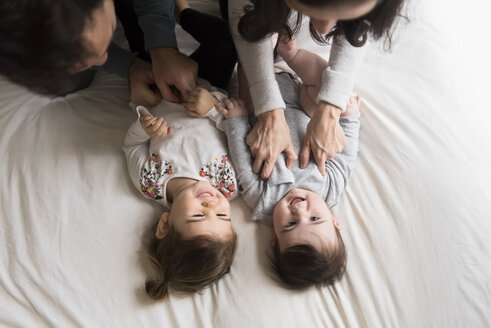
[[276, 34, 298, 63], [174, 0, 190, 24], [341, 95, 361, 116]]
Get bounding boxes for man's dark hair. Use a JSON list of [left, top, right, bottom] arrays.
[[238, 0, 405, 48], [0, 0, 105, 94]]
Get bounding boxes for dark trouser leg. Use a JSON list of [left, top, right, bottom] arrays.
[[180, 8, 237, 90], [113, 0, 150, 62]]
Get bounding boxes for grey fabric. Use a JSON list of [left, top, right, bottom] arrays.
[[223, 73, 361, 225]]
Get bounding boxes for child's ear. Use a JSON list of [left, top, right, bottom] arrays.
[[271, 232, 277, 246], [332, 216, 341, 230], [156, 212, 170, 239]]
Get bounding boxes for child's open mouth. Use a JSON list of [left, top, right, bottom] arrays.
[[196, 190, 215, 198], [289, 196, 305, 205]]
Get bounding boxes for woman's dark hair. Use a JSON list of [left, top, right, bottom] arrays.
[[145, 224, 238, 300], [238, 0, 405, 48], [0, 0, 105, 94], [270, 228, 346, 289]]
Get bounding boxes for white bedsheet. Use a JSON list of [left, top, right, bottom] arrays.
[[1, 0, 490, 327]]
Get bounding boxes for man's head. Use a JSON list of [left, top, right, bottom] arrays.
[[0, 0, 116, 94], [271, 188, 346, 288]]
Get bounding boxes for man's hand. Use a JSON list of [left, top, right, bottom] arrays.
[[128, 58, 162, 107], [300, 102, 346, 175], [246, 109, 297, 179], [216, 98, 248, 119], [149, 47, 198, 103], [140, 114, 173, 139], [183, 87, 218, 117]]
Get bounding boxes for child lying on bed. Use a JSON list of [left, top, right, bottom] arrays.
[[217, 70, 360, 288], [122, 79, 239, 299]]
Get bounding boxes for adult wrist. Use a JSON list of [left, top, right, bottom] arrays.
[[257, 108, 285, 122], [318, 102, 342, 120]]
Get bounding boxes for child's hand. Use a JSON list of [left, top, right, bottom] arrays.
[[341, 95, 361, 117], [140, 114, 172, 139], [183, 87, 218, 117], [216, 98, 248, 119]]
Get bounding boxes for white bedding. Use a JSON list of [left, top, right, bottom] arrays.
[[1, 0, 490, 327]]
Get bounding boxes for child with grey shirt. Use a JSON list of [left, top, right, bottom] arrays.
[[217, 72, 361, 288]]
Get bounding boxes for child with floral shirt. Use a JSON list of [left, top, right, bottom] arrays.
[[122, 78, 238, 299]]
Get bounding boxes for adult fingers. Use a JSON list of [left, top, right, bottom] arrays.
[[299, 142, 311, 169], [260, 154, 278, 180], [252, 155, 265, 175], [175, 80, 194, 101], [131, 85, 162, 107], [284, 142, 298, 169], [158, 81, 181, 103], [313, 150, 326, 176]]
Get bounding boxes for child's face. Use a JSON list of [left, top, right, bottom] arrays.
[[273, 188, 340, 252], [166, 181, 232, 240]]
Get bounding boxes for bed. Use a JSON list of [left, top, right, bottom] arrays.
[[1, 0, 490, 327]]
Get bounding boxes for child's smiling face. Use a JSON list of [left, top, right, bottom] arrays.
[[273, 188, 340, 252], [156, 180, 233, 240]]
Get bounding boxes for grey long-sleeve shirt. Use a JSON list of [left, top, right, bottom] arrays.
[[222, 73, 361, 225]]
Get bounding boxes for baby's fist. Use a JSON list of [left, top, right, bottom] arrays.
[[216, 98, 248, 119], [183, 87, 218, 117], [140, 114, 173, 139]]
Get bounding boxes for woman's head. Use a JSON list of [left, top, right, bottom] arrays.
[[238, 0, 404, 48], [0, 0, 116, 94]]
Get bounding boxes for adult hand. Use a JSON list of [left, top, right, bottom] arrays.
[[128, 58, 162, 107], [149, 47, 198, 103], [300, 102, 346, 175], [246, 109, 297, 179]]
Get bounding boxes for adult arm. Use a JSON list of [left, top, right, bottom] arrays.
[[300, 37, 368, 172], [134, 0, 198, 103], [228, 0, 297, 178]]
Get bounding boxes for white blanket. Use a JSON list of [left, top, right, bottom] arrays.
[[1, 0, 490, 327]]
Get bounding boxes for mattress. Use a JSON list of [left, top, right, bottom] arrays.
[[1, 0, 490, 327]]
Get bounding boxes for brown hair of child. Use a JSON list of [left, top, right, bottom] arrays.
[[270, 228, 346, 289], [145, 224, 237, 299]]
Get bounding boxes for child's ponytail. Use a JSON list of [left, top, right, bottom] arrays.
[[145, 278, 169, 300]]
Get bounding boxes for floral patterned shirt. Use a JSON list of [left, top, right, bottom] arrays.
[[122, 81, 239, 209]]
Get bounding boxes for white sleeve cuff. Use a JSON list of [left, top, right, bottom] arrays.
[[316, 69, 354, 111]]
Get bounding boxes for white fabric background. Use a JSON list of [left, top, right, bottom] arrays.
[[1, 0, 490, 327]]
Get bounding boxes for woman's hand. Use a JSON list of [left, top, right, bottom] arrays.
[[300, 102, 346, 175], [246, 109, 297, 179]]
